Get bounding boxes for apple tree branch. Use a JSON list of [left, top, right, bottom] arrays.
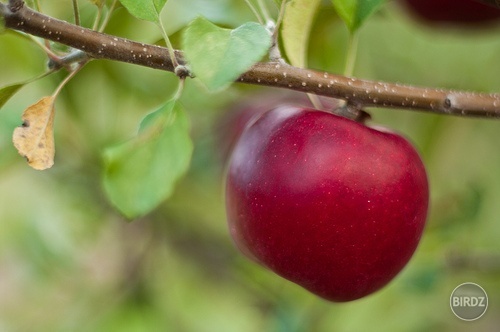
[[1, 1, 500, 118]]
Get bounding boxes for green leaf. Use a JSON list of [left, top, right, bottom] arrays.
[[0, 83, 24, 109], [119, 0, 167, 22], [331, 0, 385, 32], [282, 0, 321, 68], [182, 17, 271, 92], [103, 100, 193, 219]]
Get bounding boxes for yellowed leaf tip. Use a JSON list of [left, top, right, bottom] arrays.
[[12, 96, 56, 170]]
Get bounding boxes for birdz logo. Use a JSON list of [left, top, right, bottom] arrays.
[[450, 282, 488, 321]]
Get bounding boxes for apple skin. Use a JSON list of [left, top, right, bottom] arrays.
[[216, 93, 339, 165], [216, 93, 303, 165], [403, 0, 500, 25], [225, 106, 429, 302]]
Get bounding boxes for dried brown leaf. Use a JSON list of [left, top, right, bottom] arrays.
[[12, 96, 56, 170]]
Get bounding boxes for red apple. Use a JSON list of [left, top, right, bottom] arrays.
[[402, 0, 500, 25], [215, 92, 339, 165], [216, 93, 300, 165], [225, 106, 429, 302]]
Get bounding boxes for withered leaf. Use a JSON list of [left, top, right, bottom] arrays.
[[12, 96, 56, 170]]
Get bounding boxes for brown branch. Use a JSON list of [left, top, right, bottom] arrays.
[[1, 1, 500, 118], [239, 63, 500, 117]]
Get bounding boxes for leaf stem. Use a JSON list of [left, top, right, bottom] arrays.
[[72, 0, 80, 26], [243, 0, 264, 24], [344, 31, 359, 77], [92, 5, 103, 31], [29, 69, 56, 83], [34, 0, 41, 12], [99, 0, 118, 33], [174, 78, 185, 101], [274, 0, 288, 37], [256, 0, 271, 22], [52, 63, 86, 98], [1, 69, 56, 92], [158, 19, 179, 69], [25, 32, 60, 60]]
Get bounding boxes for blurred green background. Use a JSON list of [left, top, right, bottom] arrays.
[[1, 0, 500, 331]]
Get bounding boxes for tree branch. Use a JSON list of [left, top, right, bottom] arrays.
[[1, 1, 500, 118]]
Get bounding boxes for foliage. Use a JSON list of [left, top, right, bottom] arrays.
[[12, 96, 55, 170], [183, 17, 271, 91], [282, 0, 321, 67], [331, 0, 386, 32], [119, 0, 168, 22], [103, 100, 193, 219], [0, 83, 24, 109]]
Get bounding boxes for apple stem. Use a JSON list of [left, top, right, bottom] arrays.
[[306, 93, 324, 110], [1, 3, 500, 118], [333, 104, 372, 123]]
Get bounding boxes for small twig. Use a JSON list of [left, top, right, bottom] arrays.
[[8, 0, 24, 11], [1, 2, 499, 118], [48, 49, 90, 71]]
